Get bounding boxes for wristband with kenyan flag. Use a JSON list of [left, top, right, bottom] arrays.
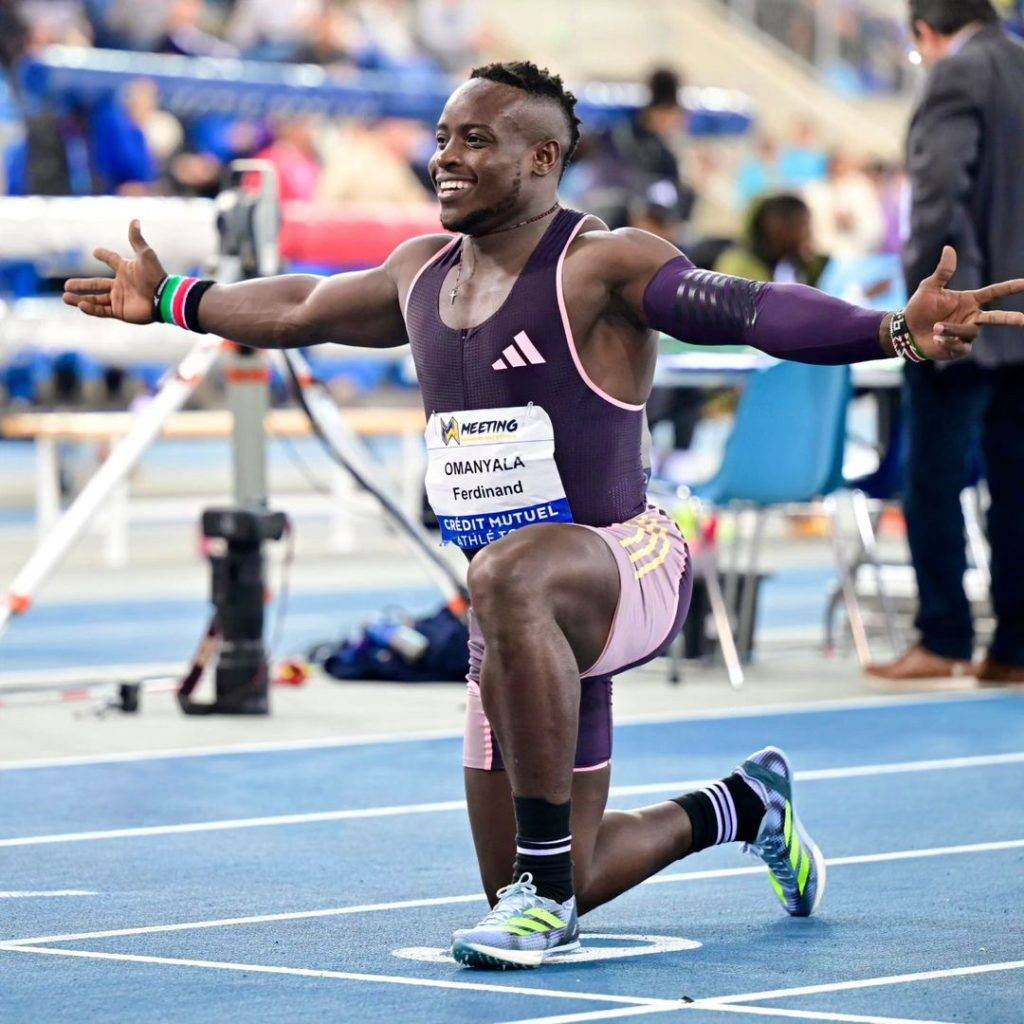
[[154, 275, 215, 333], [889, 309, 928, 363]]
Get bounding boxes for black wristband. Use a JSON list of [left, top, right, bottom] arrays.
[[183, 279, 215, 334]]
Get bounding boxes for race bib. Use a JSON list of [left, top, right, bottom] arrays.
[[424, 405, 573, 550]]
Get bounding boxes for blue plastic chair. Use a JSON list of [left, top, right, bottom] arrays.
[[680, 361, 858, 680], [695, 361, 851, 507]]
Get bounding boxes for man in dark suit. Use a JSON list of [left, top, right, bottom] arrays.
[[869, 0, 1024, 683]]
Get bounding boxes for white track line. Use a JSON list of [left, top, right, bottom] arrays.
[[498, 1004, 955, 1024], [0, 726, 465, 772], [0, 949, 1008, 1024], [7, 837, 1021, 948], [1, 612, 335, 646], [0, 661, 183, 688], [607, 691, 1005, 727], [611, 751, 1024, 799], [0, 945, 680, 1010], [494, 1008, 686, 1024], [697, 1008, 953, 1024], [0, 690, 1004, 771], [4, 893, 487, 946], [710, 960, 1024, 1005], [649, 838, 1024, 887], [0, 890, 97, 898], [492, 960, 1024, 1024], [0, 799, 469, 849], [3, 750, 1021, 850]]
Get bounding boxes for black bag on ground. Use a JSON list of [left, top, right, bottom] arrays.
[[317, 605, 470, 683]]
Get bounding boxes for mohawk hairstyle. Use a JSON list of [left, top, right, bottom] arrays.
[[469, 60, 582, 173]]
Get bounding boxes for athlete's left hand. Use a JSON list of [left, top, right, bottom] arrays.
[[904, 246, 1024, 360]]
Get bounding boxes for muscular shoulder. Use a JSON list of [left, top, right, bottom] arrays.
[[385, 233, 455, 292], [565, 222, 688, 292]]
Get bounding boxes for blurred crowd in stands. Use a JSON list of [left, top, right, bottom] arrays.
[[565, 64, 906, 289], [716, 0, 916, 94], [0, 0, 910, 281], [0, 0, 1015, 491], [0, 0, 913, 417], [0, 0, 486, 201], [715, 0, 1024, 95], [13, 0, 1024, 309]]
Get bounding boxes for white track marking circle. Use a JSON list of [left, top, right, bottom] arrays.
[[393, 933, 701, 965]]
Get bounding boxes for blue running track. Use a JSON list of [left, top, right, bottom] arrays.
[[0, 571, 831, 675], [1, 692, 1022, 1023]]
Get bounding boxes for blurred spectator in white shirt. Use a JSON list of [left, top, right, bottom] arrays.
[[804, 151, 885, 259]]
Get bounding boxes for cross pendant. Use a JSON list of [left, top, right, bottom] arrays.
[[449, 287, 457, 305]]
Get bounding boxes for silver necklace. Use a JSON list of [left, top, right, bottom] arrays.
[[449, 203, 560, 305]]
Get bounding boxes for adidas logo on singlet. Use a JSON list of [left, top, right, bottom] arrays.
[[491, 331, 547, 371]]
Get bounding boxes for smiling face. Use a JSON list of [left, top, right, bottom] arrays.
[[428, 78, 567, 235]]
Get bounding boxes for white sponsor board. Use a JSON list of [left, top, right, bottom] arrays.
[[424, 404, 572, 550]]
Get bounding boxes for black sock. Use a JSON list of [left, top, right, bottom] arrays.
[[512, 795, 574, 904], [672, 772, 767, 854]]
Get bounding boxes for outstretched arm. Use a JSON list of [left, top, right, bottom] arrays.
[[594, 228, 1024, 364], [63, 220, 447, 349]]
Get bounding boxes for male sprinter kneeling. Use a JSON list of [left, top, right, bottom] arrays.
[[65, 61, 1024, 969]]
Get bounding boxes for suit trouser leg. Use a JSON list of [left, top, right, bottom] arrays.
[[903, 361, 990, 661], [982, 365, 1024, 667]]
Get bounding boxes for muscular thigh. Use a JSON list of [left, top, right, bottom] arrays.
[[470, 523, 621, 672]]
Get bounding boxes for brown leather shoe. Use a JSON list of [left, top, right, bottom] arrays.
[[865, 644, 973, 683], [975, 655, 1024, 686]]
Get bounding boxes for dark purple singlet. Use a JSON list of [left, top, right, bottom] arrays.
[[404, 208, 647, 532]]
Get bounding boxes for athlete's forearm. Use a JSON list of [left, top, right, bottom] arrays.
[[195, 275, 322, 349], [184, 261, 407, 349], [643, 257, 892, 364]]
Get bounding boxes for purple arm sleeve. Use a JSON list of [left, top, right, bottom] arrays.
[[642, 256, 888, 365]]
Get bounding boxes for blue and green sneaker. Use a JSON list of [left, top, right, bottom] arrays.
[[451, 873, 579, 969], [738, 746, 826, 917]]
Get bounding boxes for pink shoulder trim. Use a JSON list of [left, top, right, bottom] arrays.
[[556, 219, 646, 412], [403, 236, 460, 322]]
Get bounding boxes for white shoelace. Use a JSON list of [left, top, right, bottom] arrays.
[[476, 874, 541, 927]]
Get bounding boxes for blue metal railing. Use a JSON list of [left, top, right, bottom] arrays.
[[22, 46, 754, 136]]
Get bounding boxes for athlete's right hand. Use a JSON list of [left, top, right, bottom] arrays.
[[62, 220, 167, 324]]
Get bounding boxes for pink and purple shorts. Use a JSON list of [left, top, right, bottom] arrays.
[[464, 506, 692, 772]]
